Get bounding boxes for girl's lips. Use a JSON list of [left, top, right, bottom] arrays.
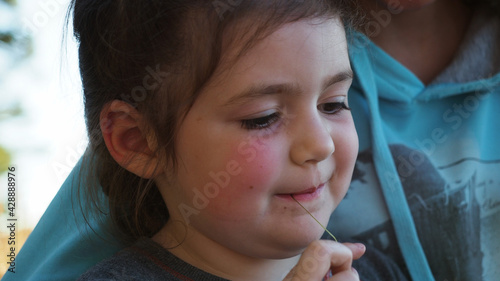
[[276, 184, 325, 201]]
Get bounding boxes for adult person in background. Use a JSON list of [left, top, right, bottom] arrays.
[[3, 0, 499, 280], [331, 0, 500, 280]]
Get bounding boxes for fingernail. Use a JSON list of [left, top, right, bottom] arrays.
[[352, 267, 359, 276], [355, 243, 365, 251]]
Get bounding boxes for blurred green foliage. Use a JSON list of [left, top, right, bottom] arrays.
[[0, 0, 33, 56], [0, 146, 10, 173], [2, 0, 17, 5], [0, 105, 21, 173], [0, 33, 14, 44], [0, 0, 28, 174]]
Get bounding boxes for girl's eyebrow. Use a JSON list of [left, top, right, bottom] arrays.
[[223, 69, 353, 107], [322, 69, 353, 92]]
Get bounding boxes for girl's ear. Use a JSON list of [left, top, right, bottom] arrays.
[[100, 100, 161, 179]]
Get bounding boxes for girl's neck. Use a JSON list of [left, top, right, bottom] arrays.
[[153, 221, 299, 281], [360, 0, 473, 84]]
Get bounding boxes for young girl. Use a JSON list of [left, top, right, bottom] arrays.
[[70, 0, 356, 279], [74, 0, 364, 279], [9, 1, 407, 280]]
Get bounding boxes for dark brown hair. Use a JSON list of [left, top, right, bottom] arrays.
[[72, 0, 359, 244]]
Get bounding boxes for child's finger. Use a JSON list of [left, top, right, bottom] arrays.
[[341, 243, 366, 260], [284, 240, 360, 281], [328, 267, 359, 281]]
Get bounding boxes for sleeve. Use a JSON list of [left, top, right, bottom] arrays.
[[1, 158, 125, 281]]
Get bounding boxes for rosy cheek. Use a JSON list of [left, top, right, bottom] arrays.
[[231, 137, 281, 188], [203, 138, 281, 217]]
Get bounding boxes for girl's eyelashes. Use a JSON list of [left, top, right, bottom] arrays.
[[318, 102, 350, 115], [240, 101, 349, 130], [241, 112, 280, 130]]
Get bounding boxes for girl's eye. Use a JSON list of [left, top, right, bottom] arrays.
[[318, 102, 350, 115], [241, 112, 280, 130]]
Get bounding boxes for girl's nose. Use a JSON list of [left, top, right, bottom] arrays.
[[289, 114, 335, 165]]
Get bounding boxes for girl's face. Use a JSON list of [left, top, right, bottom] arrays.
[[159, 18, 358, 259]]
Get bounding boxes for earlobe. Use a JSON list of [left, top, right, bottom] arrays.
[[100, 100, 161, 179]]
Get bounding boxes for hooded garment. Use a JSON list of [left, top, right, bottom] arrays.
[[329, 7, 500, 281]]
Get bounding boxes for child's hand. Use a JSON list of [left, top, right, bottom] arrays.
[[284, 240, 365, 281]]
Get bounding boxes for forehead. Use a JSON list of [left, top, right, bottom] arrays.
[[226, 17, 346, 64], [205, 18, 350, 95]]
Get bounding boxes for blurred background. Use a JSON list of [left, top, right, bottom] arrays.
[[0, 0, 85, 275]]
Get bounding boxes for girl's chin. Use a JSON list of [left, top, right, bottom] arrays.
[[259, 239, 319, 260], [276, 230, 325, 252]]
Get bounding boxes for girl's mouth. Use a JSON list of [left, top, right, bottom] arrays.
[[275, 184, 325, 201]]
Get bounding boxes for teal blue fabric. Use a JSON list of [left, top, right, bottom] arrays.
[[349, 33, 434, 281], [329, 30, 500, 281], [1, 159, 124, 281]]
